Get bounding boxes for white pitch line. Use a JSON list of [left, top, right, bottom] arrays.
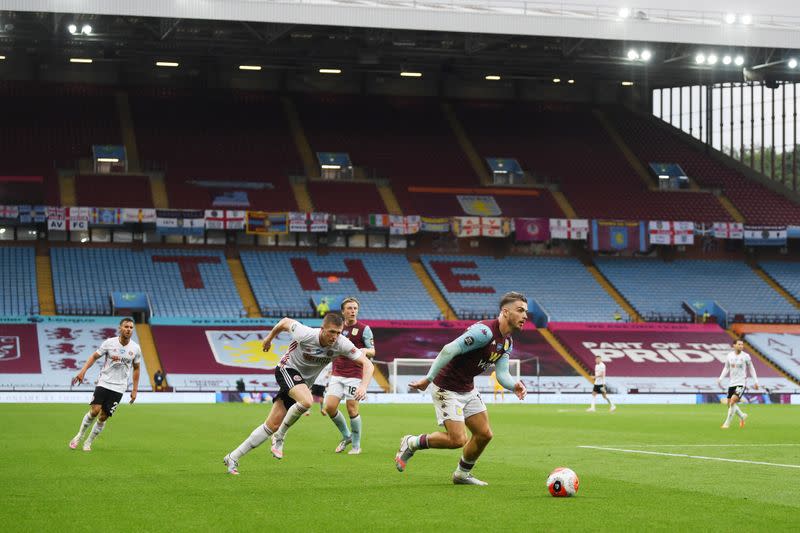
[[578, 446, 800, 469], [590, 444, 800, 448]]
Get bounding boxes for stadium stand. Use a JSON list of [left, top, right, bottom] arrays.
[[239, 250, 440, 319], [745, 332, 800, 383], [595, 258, 798, 319], [0, 246, 38, 316], [609, 109, 800, 224], [129, 88, 300, 210], [74, 174, 153, 207], [420, 255, 623, 322], [455, 101, 732, 221], [759, 262, 800, 303], [295, 94, 477, 213], [306, 180, 384, 214], [0, 82, 122, 205], [408, 188, 563, 218], [50, 247, 243, 317]]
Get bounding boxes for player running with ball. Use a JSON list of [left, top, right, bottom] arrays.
[[394, 292, 528, 486]]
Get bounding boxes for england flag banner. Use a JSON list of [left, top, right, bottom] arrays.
[[744, 225, 788, 246], [205, 210, 246, 230], [713, 222, 744, 239], [648, 221, 694, 245], [549, 218, 589, 240]]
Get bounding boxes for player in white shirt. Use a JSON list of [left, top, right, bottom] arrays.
[[587, 356, 615, 412], [717, 339, 759, 429], [68, 318, 142, 451], [223, 312, 374, 474]]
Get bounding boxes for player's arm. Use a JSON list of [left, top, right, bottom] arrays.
[[717, 359, 729, 388], [262, 317, 297, 352], [130, 362, 140, 404], [351, 351, 374, 401], [747, 356, 760, 390], [409, 324, 492, 391], [361, 326, 376, 358], [71, 350, 102, 386], [495, 354, 526, 400]]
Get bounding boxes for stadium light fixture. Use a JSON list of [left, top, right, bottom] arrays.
[[641, 49, 652, 61], [627, 49, 639, 61], [156, 61, 179, 68], [722, 55, 732, 65], [707, 54, 718, 65], [618, 7, 631, 18], [485, 75, 501, 81], [740, 14, 752, 25], [789, 58, 798, 69], [69, 58, 93, 64], [0, 55, 5, 60], [568, 79, 575, 84], [695, 53, 706, 64], [96, 157, 119, 163], [0, 228, 5, 233], [67, 23, 77, 35], [621, 81, 634, 86], [239, 65, 262, 71], [553, 78, 561, 83], [724, 13, 736, 24], [81, 24, 92, 35], [80, 237, 89, 243], [400, 71, 422, 77], [735, 55, 745, 66], [319, 68, 342, 74]]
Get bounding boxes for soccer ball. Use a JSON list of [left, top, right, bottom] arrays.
[[546, 467, 579, 497]]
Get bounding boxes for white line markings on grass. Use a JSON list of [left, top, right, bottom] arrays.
[[578, 446, 800, 469], [591, 443, 800, 448]]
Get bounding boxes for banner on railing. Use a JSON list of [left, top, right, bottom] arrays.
[[712, 222, 744, 239], [389, 215, 420, 235], [514, 217, 550, 242], [648, 221, 694, 245], [744, 225, 787, 247], [420, 216, 451, 232], [591, 220, 647, 252], [549, 218, 589, 240], [205, 210, 246, 230], [246, 211, 288, 235], [289, 212, 329, 232], [156, 209, 205, 236]]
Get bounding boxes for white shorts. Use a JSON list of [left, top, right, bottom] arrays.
[[326, 376, 362, 400], [432, 387, 487, 426]]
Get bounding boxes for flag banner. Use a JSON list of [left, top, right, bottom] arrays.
[[712, 222, 744, 239], [156, 209, 205, 236], [481, 217, 511, 237], [205, 210, 246, 230], [121, 208, 156, 224], [18, 205, 47, 224], [514, 217, 550, 242], [288, 212, 329, 233], [368, 214, 390, 228], [90, 208, 122, 226], [694, 222, 713, 237], [648, 221, 695, 245], [46, 207, 65, 220], [788, 225, 800, 239], [332, 214, 364, 231], [0, 205, 19, 220], [246, 212, 288, 235], [47, 218, 67, 231], [453, 216, 481, 237], [744, 225, 788, 247], [591, 220, 647, 252], [456, 195, 502, 216], [389, 215, 421, 235], [212, 191, 251, 208], [67, 207, 91, 222], [69, 220, 88, 231], [420, 216, 451, 233], [549, 218, 589, 240]]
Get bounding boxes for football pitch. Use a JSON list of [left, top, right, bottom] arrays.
[[1, 403, 798, 532]]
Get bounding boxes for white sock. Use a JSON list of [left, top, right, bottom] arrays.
[[275, 403, 309, 439], [606, 398, 613, 406], [230, 424, 273, 461], [733, 405, 745, 419], [330, 411, 351, 439], [75, 411, 94, 440], [85, 420, 105, 444], [456, 456, 476, 475], [590, 399, 596, 408], [724, 407, 734, 426], [350, 415, 362, 448]]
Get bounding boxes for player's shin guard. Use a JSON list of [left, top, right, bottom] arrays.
[[85, 420, 105, 445], [75, 411, 94, 440], [275, 403, 309, 439], [330, 411, 351, 439], [231, 424, 273, 462], [349, 415, 362, 449]]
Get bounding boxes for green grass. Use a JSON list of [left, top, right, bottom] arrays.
[[1, 403, 799, 532]]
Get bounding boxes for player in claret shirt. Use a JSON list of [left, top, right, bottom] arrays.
[[324, 297, 376, 455], [69, 318, 142, 452], [394, 292, 528, 486]]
